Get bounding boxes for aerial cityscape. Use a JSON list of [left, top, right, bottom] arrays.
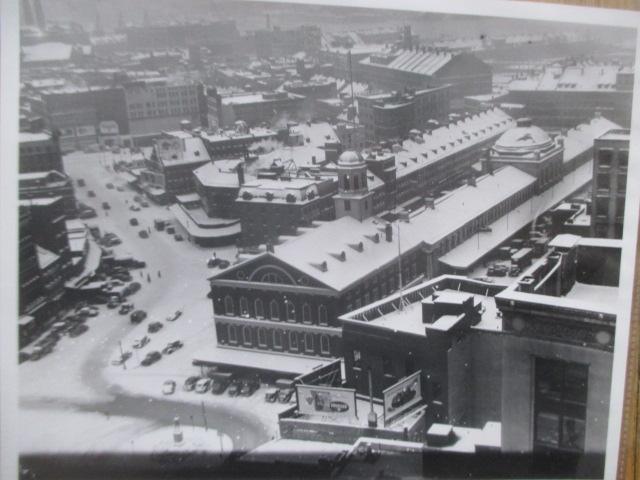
[[14, 0, 637, 478]]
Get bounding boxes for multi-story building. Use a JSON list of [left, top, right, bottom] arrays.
[[235, 175, 338, 247], [139, 131, 210, 202], [356, 48, 492, 101], [501, 63, 634, 128], [357, 86, 451, 142], [591, 129, 630, 239], [201, 123, 278, 160], [19, 131, 63, 174], [122, 78, 208, 141], [252, 25, 322, 58], [18, 170, 76, 217], [337, 234, 619, 477], [213, 91, 306, 128]]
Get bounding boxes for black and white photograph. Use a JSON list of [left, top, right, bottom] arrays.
[[0, 0, 639, 479]]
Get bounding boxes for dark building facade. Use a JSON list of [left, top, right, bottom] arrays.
[[18, 170, 77, 217], [19, 131, 64, 174], [591, 129, 629, 239]]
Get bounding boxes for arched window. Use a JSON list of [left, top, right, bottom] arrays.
[[224, 295, 234, 316], [318, 305, 328, 326], [239, 297, 249, 317], [254, 299, 264, 319], [273, 330, 283, 349], [285, 301, 296, 323], [320, 335, 330, 355], [289, 331, 299, 352], [270, 300, 280, 321], [353, 175, 359, 190], [304, 333, 315, 353], [302, 303, 312, 324], [242, 326, 252, 346], [257, 328, 267, 347], [228, 324, 237, 344]]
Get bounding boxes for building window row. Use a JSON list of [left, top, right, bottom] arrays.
[[222, 294, 329, 325], [222, 323, 332, 356]]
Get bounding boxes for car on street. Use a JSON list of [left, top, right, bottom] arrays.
[[30, 346, 51, 361], [166, 226, 175, 235], [129, 218, 139, 226], [116, 186, 125, 192], [77, 178, 85, 187], [140, 201, 150, 208], [107, 296, 120, 309], [162, 380, 176, 395], [69, 323, 89, 338], [473, 276, 494, 283], [130, 309, 147, 324], [130, 205, 141, 212], [106, 183, 114, 189], [162, 340, 183, 355], [183, 376, 200, 392], [487, 264, 508, 277], [79, 208, 97, 219], [139, 230, 149, 239], [240, 378, 260, 397], [78, 306, 99, 317], [174, 234, 184, 242], [264, 388, 279, 403], [87, 190, 96, 197], [141, 351, 161, 367], [124, 282, 141, 297], [207, 256, 220, 268], [118, 303, 134, 315], [133, 336, 150, 349], [102, 201, 111, 210], [210, 372, 234, 395], [509, 265, 521, 277], [227, 379, 243, 397], [166, 310, 182, 322], [147, 321, 164, 334], [113, 272, 133, 282], [154, 219, 165, 231], [276, 379, 295, 403], [195, 378, 211, 394]]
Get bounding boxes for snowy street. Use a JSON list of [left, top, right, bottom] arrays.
[[19, 151, 283, 456]]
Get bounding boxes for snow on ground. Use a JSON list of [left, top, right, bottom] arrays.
[[20, 152, 280, 455]]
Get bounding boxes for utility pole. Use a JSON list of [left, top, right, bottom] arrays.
[[367, 368, 377, 428], [201, 400, 208, 431]]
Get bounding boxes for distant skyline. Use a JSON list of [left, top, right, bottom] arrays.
[[34, 0, 636, 45]]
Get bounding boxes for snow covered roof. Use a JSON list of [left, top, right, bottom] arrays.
[[154, 135, 211, 166], [562, 116, 621, 162], [260, 166, 535, 292], [193, 160, 244, 188], [237, 177, 333, 204], [19, 132, 52, 143], [36, 245, 59, 270], [22, 42, 73, 63], [360, 49, 454, 76], [508, 63, 628, 92]]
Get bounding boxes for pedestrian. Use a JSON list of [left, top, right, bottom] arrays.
[[157, 270, 161, 278], [147, 273, 151, 283], [139, 271, 143, 278]]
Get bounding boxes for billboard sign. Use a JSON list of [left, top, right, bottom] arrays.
[[296, 384, 357, 421], [383, 370, 422, 425]]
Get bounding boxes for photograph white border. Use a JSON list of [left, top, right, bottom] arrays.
[[1, 1, 638, 479]]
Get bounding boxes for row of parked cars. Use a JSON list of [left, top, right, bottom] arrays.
[[182, 373, 260, 397]]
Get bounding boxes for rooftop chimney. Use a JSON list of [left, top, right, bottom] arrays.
[[385, 223, 393, 242]]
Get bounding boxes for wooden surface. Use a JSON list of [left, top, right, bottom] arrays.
[[524, 2, 639, 479]]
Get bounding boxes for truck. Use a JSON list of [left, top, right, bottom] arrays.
[[511, 247, 534, 270]]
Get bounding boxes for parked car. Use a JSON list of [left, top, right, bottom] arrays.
[[174, 234, 184, 242], [140, 201, 150, 208], [87, 190, 96, 197], [218, 260, 230, 269], [509, 265, 521, 277], [166, 310, 182, 322], [130, 205, 140, 212], [118, 303, 134, 315], [79, 306, 99, 317], [227, 379, 243, 397], [116, 186, 125, 192], [113, 272, 133, 282], [102, 201, 111, 210], [133, 336, 150, 349], [133, 195, 142, 203], [166, 226, 175, 235], [162, 380, 176, 395], [147, 321, 163, 334], [107, 297, 120, 309], [162, 340, 183, 355], [487, 264, 508, 277], [141, 351, 161, 367], [124, 282, 141, 296], [240, 378, 260, 397], [210, 372, 234, 395], [77, 178, 86, 187], [79, 208, 97, 219], [154, 219, 165, 231], [183, 376, 200, 392], [106, 183, 114, 189], [276, 379, 295, 403], [30, 346, 51, 361], [139, 230, 149, 239], [264, 388, 279, 403], [207, 257, 220, 268], [69, 323, 89, 338], [130, 309, 147, 324], [129, 218, 139, 226], [195, 378, 211, 394]]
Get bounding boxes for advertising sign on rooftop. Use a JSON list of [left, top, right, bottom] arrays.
[[383, 370, 422, 426], [296, 384, 357, 421]]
